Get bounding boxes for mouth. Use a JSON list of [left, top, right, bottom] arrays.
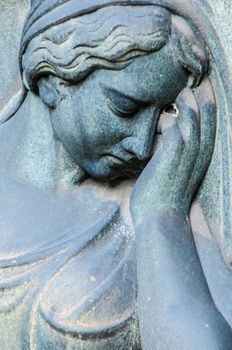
[[94, 150, 151, 181], [103, 152, 136, 165]]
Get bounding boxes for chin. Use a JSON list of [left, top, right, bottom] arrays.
[[82, 161, 121, 181], [81, 158, 146, 181], [89, 168, 123, 181]]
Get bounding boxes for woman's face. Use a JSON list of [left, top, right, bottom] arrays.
[[49, 46, 189, 180]]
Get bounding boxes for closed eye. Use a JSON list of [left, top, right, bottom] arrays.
[[102, 85, 141, 118], [106, 97, 139, 118]]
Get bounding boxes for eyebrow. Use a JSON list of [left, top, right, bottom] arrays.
[[101, 84, 145, 106]]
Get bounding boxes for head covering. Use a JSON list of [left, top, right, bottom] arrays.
[[20, 0, 174, 75], [21, 4, 172, 91]]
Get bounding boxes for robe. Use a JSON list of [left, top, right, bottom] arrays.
[[0, 168, 140, 349]]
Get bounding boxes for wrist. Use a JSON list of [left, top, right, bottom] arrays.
[[131, 206, 188, 228]]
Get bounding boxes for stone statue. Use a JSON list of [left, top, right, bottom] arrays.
[[1, 0, 232, 349]]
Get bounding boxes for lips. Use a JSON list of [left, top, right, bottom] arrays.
[[104, 151, 136, 164]]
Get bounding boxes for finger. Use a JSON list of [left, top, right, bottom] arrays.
[[192, 79, 216, 173], [157, 88, 200, 184], [158, 112, 183, 144], [185, 79, 216, 203], [175, 88, 200, 163], [131, 111, 182, 219]]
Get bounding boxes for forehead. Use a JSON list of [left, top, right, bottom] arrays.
[[94, 46, 188, 105]]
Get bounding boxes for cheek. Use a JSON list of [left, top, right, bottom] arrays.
[[52, 91, 124, 155], [84, 112, 122, 147], [50, 105, 83, 158]]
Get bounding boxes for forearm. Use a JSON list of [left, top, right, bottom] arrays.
[[135, 210, 232, 350]]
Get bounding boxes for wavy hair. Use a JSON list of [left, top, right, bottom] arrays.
[[21, 5, 209, 93]]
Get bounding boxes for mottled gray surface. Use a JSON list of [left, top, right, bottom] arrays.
[[0, 0, 29, 108], [208, 0, 232, 77], [1, 1, 232, 350]]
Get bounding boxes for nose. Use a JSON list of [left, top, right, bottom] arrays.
[[121, 107, 157, 160], [121, 137, 151, 160]]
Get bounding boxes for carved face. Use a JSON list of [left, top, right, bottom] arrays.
[[49, 46, 188, 180]]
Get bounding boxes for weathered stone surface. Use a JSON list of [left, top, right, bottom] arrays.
[[0, 0, 29, 108], [1, 1, 232, 349]]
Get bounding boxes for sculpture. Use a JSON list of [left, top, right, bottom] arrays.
[[1, 0, 232, 349]]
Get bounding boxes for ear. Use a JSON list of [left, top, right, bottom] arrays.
[[37, 75, 61, 108]]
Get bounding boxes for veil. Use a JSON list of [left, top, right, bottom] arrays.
[[1, 0, 231, 266]]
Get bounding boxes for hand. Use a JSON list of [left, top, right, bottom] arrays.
[[130, 80, 216, 226]]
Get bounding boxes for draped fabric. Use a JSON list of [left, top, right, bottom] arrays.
[[0, 169, 138, 349]]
